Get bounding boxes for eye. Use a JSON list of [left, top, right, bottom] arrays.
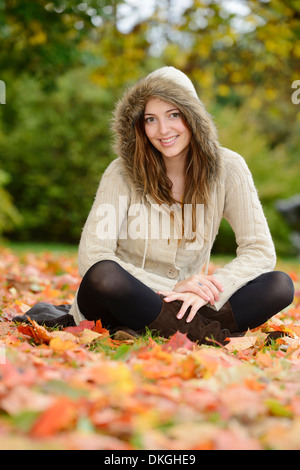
[[170, 112, 181, 119], [145, 116, 156, 124]]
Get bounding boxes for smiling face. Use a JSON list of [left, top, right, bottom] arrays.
[[144, 98, 192, 164]]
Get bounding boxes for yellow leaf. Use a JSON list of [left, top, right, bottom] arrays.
[[49, 336, 77, 351], [225, 336, 257, 352], [78, 329, 101, 345]]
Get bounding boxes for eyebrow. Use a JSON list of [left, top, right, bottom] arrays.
[[144, 108, 179, 116]]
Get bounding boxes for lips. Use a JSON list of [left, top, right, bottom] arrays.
[[159, 136, 178, 145]]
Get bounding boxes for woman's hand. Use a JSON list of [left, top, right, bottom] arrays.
[[173, 274, 223, 306], [157, 290, 209, 323]]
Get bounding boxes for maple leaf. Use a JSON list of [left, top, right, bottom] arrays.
[[162, 331, 194, 351], [225, 336, 258, 352], [93, 319, 109, 335], [78, 329, 101, 345], [64, 320, 95, 334], [17, 318, 79, 347], [17, 318, 53, 344]]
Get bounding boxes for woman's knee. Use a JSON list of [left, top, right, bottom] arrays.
[[81, 260, 122, 295], [268, 271, 295, 309]]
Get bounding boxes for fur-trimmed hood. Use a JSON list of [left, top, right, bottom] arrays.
[[111, 67, 222, 191]]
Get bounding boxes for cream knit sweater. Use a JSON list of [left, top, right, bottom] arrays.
[[69, 68, 276, 325]]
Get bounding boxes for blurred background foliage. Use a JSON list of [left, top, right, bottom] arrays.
[[0, 0, 299, 255]]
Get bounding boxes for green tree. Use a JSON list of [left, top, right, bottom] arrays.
[[0, 0, 125, 87], [0, 69, 114, 242], [0, 168, 21, 236]]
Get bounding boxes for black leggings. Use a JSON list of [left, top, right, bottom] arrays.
[[77, 260, 295, 333]]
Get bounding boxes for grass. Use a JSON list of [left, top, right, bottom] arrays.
[[1, 240, 78, 254]]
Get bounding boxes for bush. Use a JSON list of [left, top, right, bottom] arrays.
[[212, 105, 299, 256]]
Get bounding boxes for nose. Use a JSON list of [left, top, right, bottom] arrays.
[[158, 118, 171, 135]]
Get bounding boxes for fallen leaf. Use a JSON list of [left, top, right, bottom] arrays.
[[78, 329, 101, 345], [30, 396, 78, 437], [162, 331, 194, 351], [225, 336, 258, 351], [1, 247, 300, 450], [64, 320, 96, 334], [49, 336, 78, 352]]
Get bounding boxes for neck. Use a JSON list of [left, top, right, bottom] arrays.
[[163, 155, 186, 201], [163, 154, 186, 178]]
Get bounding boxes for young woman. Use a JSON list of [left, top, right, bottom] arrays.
[[69, 66, 294, 345]]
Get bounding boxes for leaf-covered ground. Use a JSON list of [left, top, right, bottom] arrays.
[[0, 246, 300, 450]]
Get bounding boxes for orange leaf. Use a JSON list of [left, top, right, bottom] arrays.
[[17, 323, 35, 338], [288, 271, 298, 282], [177, 355, 198, 380], [31, 397, 78, 437], [244, 377, 266, 391], [93, 319, 109, 335], [21, 318, 53, 344]]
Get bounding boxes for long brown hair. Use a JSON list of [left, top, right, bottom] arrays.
[[133, 108, 213, 240]]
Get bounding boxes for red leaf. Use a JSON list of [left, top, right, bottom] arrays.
[[64, 319, 109, 337], [162, 331, 194, 351], [64, 320, 95, 334]]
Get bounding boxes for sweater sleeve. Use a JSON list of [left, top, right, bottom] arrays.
[[212, 151, 276, 310], [78, 159, 177, 292]]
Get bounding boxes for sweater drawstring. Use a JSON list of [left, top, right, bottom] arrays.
[[141, 197, 148, 269], [204, 186, 216, 275]]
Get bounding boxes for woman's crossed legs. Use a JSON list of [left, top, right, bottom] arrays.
[[77, 260, 294, 333]]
